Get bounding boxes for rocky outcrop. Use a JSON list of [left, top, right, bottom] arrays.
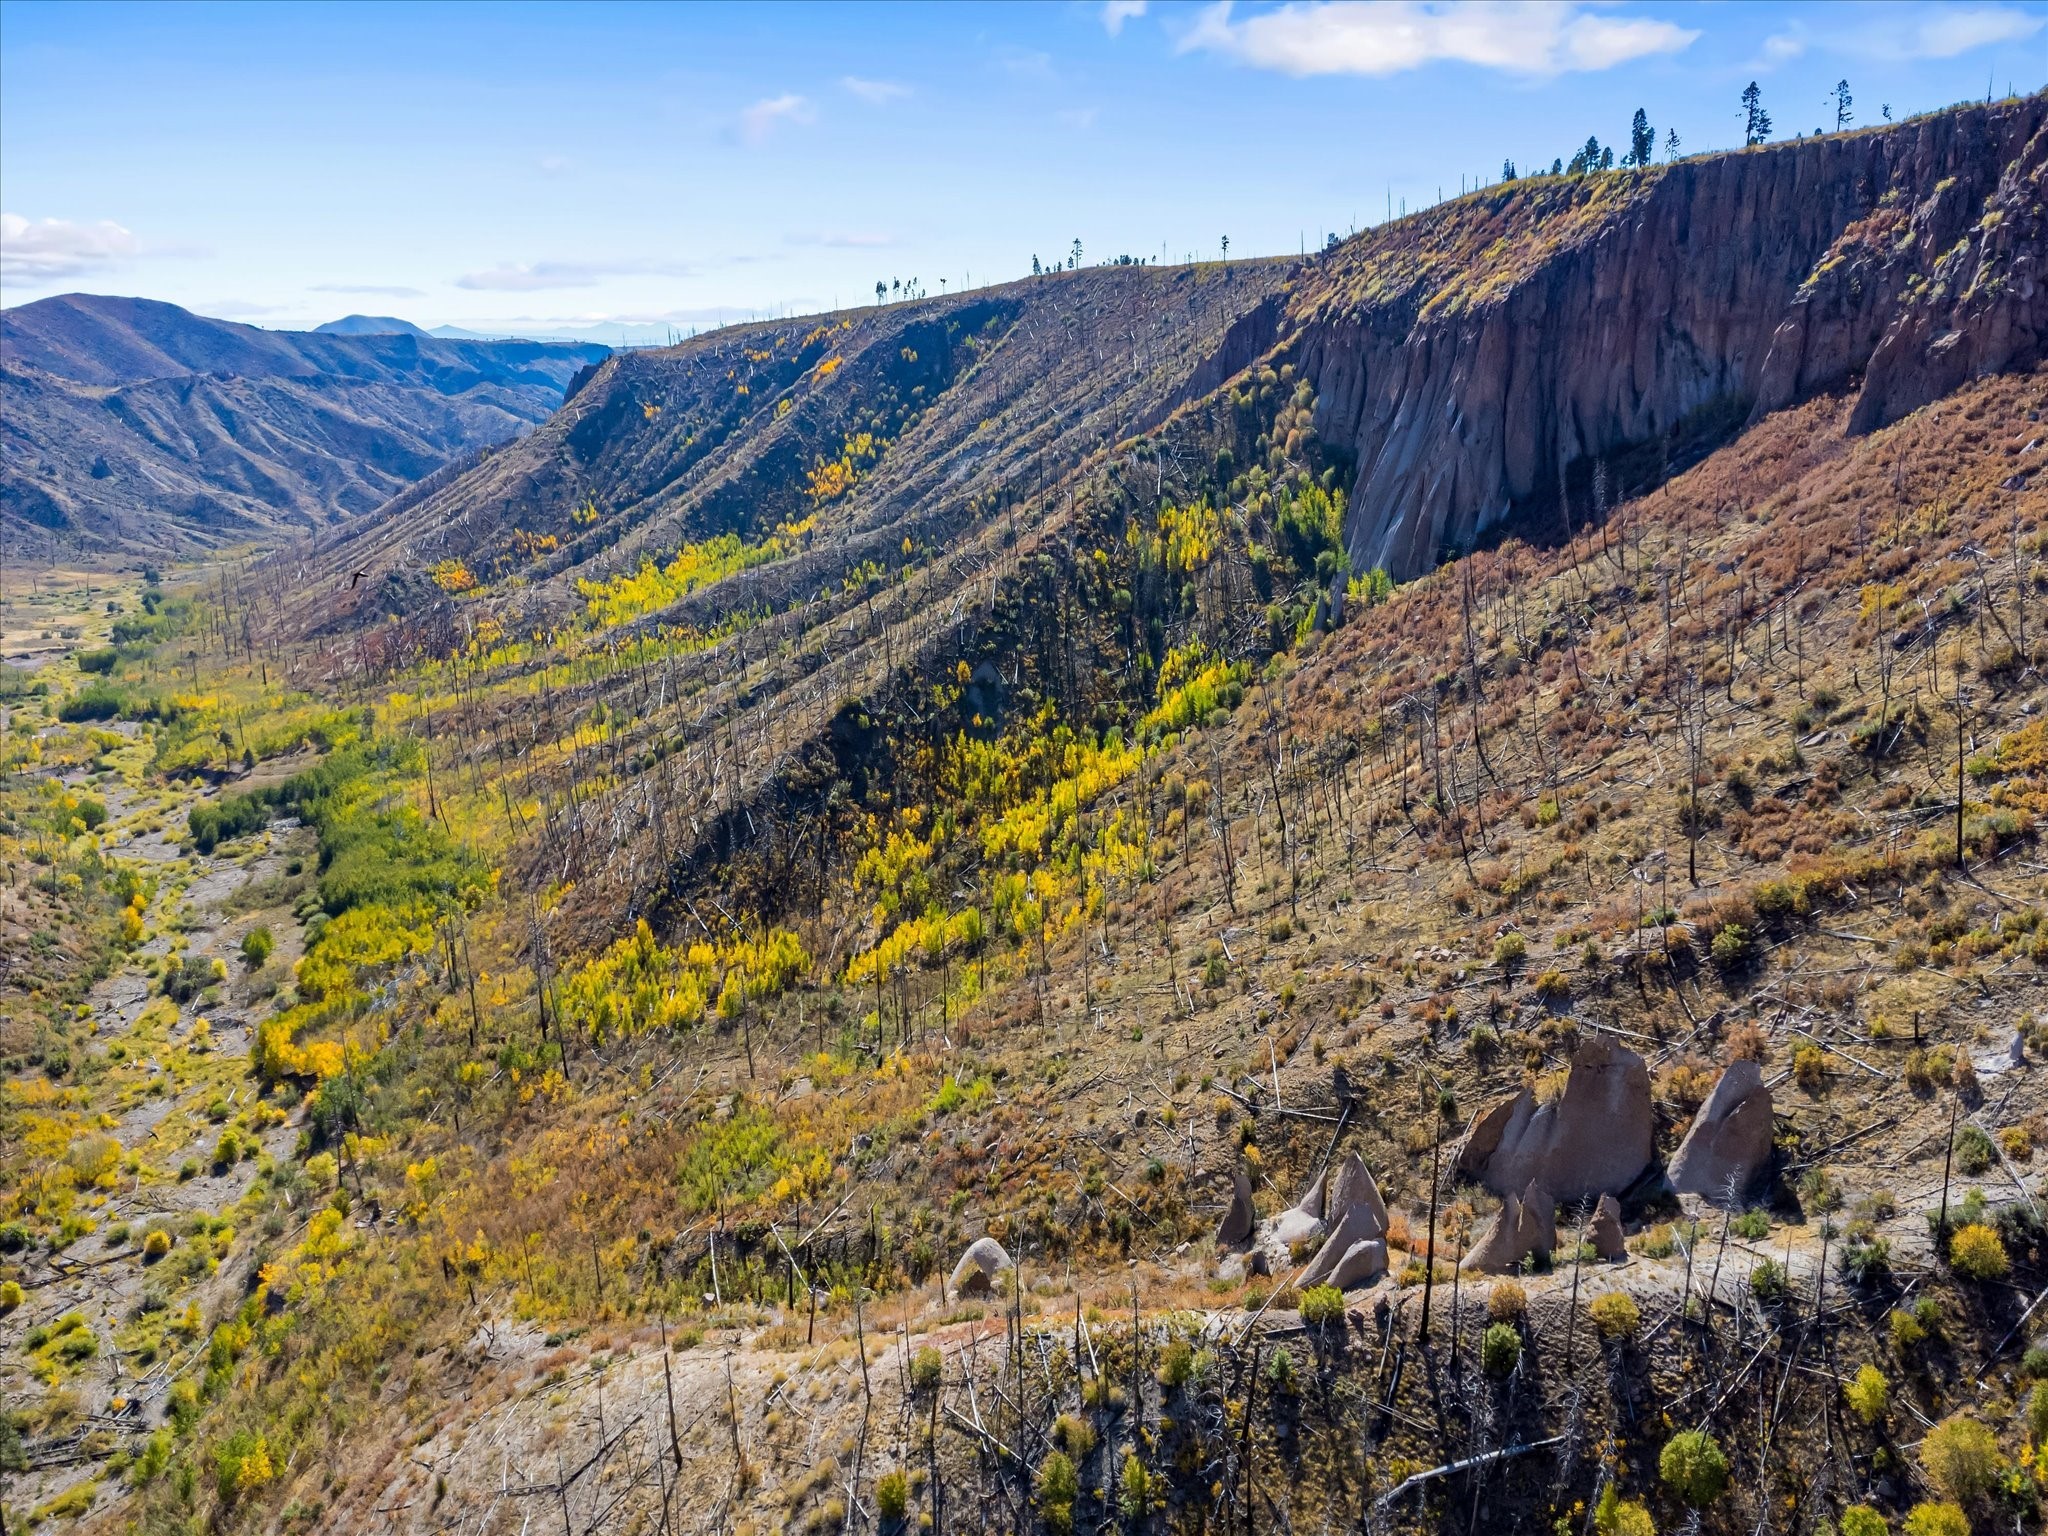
[[949, 1237, 1013, 1298], [1668, 1060, 1776, 1204], [1299, 1234, 1388, 1290], [1457, 1038, 1654, 1204], [1217, 1168, 1256, 1246], [1327, 1152, 1390, 1235], [1271, 1168, 1328, 1247], [1295, 96, 2048, 580], [1849, 118, 2048, 434], [1461, 1182, 1557, 1273], [1589, 1194, 1626, 1261], [1286, 1153, 1392, 1289]]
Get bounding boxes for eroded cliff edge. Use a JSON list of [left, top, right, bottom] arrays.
[[1296, 95, 2048, 579]]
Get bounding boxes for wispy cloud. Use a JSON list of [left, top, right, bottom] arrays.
[[311, 282, 426, 298], [0, 213, 140, 280], [1058, 106, 1100, 130], [454, 258, 700, 292], [737, 93, 816, 145], [997, 46, 1056, 82], [1102, 0, 1148, 36], [1753, 5, 2038, 70], [537, 154, 573, 174], [1845, 4, 2042, 60], [1178, 1, 1699, 78], [785, 230, 895, 249], [841, 75, 909, 104]]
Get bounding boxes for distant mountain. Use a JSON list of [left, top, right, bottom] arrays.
[[429, 320, 685, 348], [0, 294, 609, 554], [313, 314, 433, 337]]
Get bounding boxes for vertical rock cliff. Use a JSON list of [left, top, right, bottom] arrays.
[[1295, 96, 2048, 579]]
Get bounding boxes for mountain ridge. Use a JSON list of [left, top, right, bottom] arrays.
[[0, 294, 610, 554]]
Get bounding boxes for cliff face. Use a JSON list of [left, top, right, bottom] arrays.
[[1296, 96, 2048, 579]]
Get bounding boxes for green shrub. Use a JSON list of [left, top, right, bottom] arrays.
[[1919, 1413, 2000, 1503], [1037, 1450, 1079, 1531], [1838, 1508, 1887, 1536], [240, 926, 274, 967], [874, 1468, 910, 1519], [1480, 1323, 1521, 1377], [1589, 1292, 1639, 1339], [1051, 1413, 1095, 1460], [1492, 931, 1526, 968], [1732, 1208, 1771, 1240], [910, 1346, 942, 1393], [1749, 1258, 1788, 1303], [1118, 1453, 1153, 1518], [1297, 1284, 1345, 1326], [1844, 1363, 1888, 1425], [1902, 1506, 1969, 1536], [2029, 1382, 2048, 1449], [1659, 1430, 1729, 1507], [1948, 1223, 2007, 1280], [1157, 1338, 1195, 1387], [1954, 1124, 1995, 1176]]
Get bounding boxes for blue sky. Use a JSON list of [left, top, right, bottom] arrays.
[[3, 1, 2043, 338]]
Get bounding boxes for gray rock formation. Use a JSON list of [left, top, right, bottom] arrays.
[[1300, 1236, 1388, 1291], [1589, 1194, 1626, 1260], [1456, 1038, 1654, 1204], [1297, 97, 2048, 580], [1460, 1182, 1557, 1273], [1217, 1168, 1255, 1246], [1270, 1166, 1328, 1247], [949, 1236, 1013, 1298], [1667, 1060, 1776, 1204], [1326, 1152, 1390, 1236]]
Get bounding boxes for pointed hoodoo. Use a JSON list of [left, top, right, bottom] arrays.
[[1289, 1152, 1392, 1290], [1461, 1181, 1558, 1273], [1588, 1193, 1626, 1260], [1667, 1059, 1775, 1205], [1271, 1165, 1330, 1247], [1456, 1038, 1654, 1204]]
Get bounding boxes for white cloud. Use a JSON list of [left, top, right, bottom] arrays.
[[454, 258, 700, 292], [1855, 5, 2042, 60], [1178, 1, 1699, 78], [1058, 106, 1100, 130], [1755, 27, 1808, 69], [738, 93, 816, 145], [997, 46, 1056, 81], [311, 282, 426, 298], [1748, 5, 2039, 71], [538, 154, 573, 174], [841, 76, 909, 104], [0, 213, 140, 280], [1102, 1, 1148, 36]]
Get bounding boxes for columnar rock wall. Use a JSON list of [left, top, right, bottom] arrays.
[[1298, 97, 2048, 580]]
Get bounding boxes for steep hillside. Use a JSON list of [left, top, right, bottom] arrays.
[[6, 95, 2048, 1536], [0, 295, 608, 554]]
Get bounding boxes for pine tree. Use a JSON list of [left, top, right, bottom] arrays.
[[1069, 238, 1082, 270], [1031, 255, 1041, 277], [875, 280, 886, 305], [1502, 158, 1517, 181], [1628, 109, 1654, 168], [1742, 82, 1773, 146], [1834, 79, 1853, 132], [1599, 145, 1614, 170], [1550, 157, 1563, 176], [1665, 128, 1681, 161]]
